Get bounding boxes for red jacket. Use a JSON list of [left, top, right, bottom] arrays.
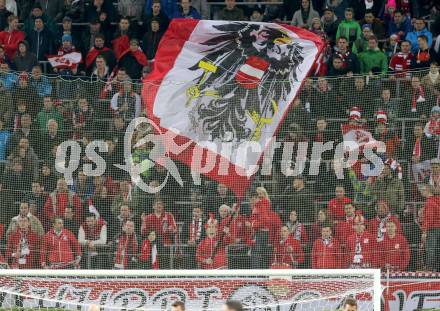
[[309, 223, 325, 243], [219, 215, 252, 245], [272, 235, 304, 267], [312, 237, 342, 269], [0, 30, 25, 59], [327, 197, 352, 221], [6, 229, 39, 268], [139, 239, 159, 269], [422, 195, 440, 232], [249, 198, 282, 245], [40, 229, 81, 267], [196, 236, 226, 269], [141, 212, 177, 245], [368, 214, 402, 241], [43, 192, 83, 227], [345, 231, 377, 268], [334, 218, 356, 246], [379, 233, 410, 271]]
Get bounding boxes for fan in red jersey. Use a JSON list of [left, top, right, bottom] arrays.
[[368, 200, 402, 242], [345, 215, 377, 268], [196, 216, 226, 269], [379, 220, 410, 271], [6, 217, 39, 269], [312, 223, 342, 269], [335, 202, 362, 243], [141, 198, 177, 246], [271, 226, 304, 269], [40, 218, 81, 269]]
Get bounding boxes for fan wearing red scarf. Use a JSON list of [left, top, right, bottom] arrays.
[[117, 38, 148, 80], [424, 106, 440, 139], [196, 216, 227, 269], [271, 226, 304, 269], [140, 230, 161, 269], [141, 198, 177, 246], [51, 34, 82, 74], [218, 203, 252, 246], [403, 75, 431, 118], [78, 213, 107, 269], [6, 217, 39, 269], [368, 200, 402, 242], [113, 220, 138, 269], [345, 215, 377, 268], [85, 34, 116, 73]]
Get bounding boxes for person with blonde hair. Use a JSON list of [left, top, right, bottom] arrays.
[[256, 186, 269, 201]]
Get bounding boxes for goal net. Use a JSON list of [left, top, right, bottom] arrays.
[[0, 269, 381, 310]]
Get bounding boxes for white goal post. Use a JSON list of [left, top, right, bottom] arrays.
[[0, 269, 382, 310]]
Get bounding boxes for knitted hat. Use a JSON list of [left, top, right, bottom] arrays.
[[376, 110, 388, 123], [349, 106, 361, 121], [362, 24, 372, 30], [205, 213, 218, 228], [62, 34, 72, 42], [431, 106, 440, 114]]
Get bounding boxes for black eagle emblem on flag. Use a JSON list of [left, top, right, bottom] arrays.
[[185, 22, 305, 143]]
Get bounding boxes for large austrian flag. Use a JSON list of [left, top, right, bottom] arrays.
[[143, 19, 324, 197], [341, 124, 378, 152]]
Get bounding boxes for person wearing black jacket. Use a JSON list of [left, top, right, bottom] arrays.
[[12, 40, 38, 72], [26, 17, 54, 61], [405, 122, 438, 164], [0, 0, 12, 31], [143, 0, 169, 33], [84, 0, 117, 23], [411, 35, 440, 70], [322, 8, 339, 45], [141, 18, 164, 60]]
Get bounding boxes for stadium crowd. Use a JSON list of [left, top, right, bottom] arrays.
[[0, 0, 438, 272]]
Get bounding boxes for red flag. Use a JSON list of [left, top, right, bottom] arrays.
[[341, 124, 378, 153], [112, 35, 130, 60], [143, 20, 324, 198], [85, 47, 110, 69], [118, 48, 149, 67]]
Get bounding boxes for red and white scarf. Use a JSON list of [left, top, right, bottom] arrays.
[[411, 86, 425, 112], [190, 217, 203, 242]]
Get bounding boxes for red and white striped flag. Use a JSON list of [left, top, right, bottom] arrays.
[[143, 20, 324, 197]]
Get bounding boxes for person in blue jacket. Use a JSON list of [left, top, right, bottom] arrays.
[[406, 18, 433, 53], [388, 10, 411, 38], [145, 0, 178, 19], [174, 0, 201, 19], [0, 119, 10, 161]]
